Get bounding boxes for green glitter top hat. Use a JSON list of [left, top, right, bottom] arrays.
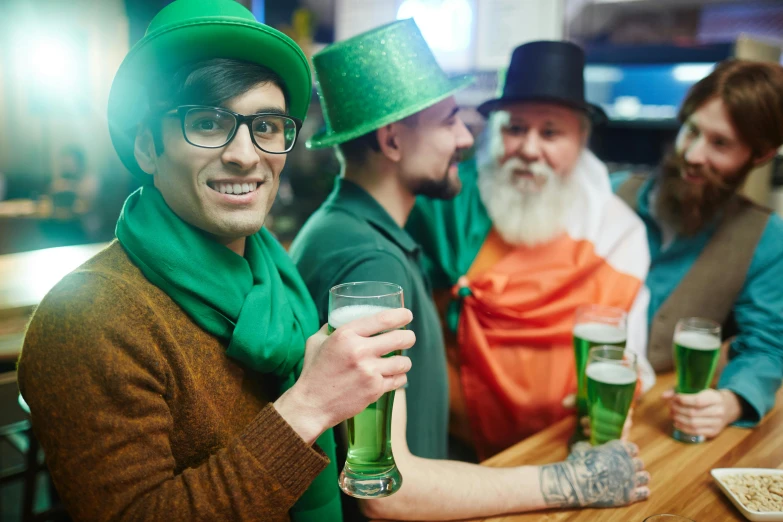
[[306, 18, 474, 149]]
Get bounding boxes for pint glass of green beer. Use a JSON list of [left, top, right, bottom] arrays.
[[573, 305, 628, 439], [672, 317, 721, 444], [328, 281, 403, 498], [586, 346, 637, 445]]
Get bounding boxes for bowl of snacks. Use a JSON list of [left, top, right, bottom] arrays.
[[711, 469, 783, 521]]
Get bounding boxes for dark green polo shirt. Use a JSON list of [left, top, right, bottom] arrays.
[[290, 178, 449, 460]]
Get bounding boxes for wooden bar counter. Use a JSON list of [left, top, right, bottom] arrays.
[[475, 372, 783, 521], [0, 243, 108, 361]]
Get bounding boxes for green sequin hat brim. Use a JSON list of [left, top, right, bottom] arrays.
[[108, 5, 311, 178], [306, 75, 473, 149]]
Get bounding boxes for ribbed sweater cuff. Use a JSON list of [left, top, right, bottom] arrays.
[[240, 403, 330, 498]]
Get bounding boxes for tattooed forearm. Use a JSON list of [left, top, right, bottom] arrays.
[[539, 441, 640, 509], [540, 462, 579, 508]]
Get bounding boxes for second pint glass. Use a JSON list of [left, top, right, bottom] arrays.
[[672, 317, 721, 443], [586, 346, 637, 445], [573, 305, 628, 439]]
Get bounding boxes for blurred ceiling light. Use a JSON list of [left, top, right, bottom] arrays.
[[614, 95, 642, 119], [13, 32, 81, 96], [673, 63, 715, 83], [397, 0, 473, 52]]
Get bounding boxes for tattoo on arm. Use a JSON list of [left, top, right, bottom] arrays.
[[539, 443, 636, 508], [540, 462, 579, 508]]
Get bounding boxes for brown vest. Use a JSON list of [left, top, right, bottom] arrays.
[[617, 175, 771, 371]]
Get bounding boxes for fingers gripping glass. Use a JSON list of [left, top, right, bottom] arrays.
[[171, 105, 302, 153], [328, 282, 404, 499]]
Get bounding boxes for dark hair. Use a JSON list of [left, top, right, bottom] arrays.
[[335, 112, 419, 166], [337, 130, 381, 165], [144, 58, 289, 153], [679, 59, 783, 157]]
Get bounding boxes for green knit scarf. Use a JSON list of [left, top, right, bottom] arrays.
[[115, 185, 342, 522]]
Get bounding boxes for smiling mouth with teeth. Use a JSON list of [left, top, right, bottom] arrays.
[[207, 181, 261, 195]]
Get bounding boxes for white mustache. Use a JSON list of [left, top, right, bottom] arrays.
[[501, 157, 556, 187]]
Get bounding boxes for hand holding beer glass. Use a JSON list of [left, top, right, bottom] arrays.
[[671, 317, 721, 443], [573, 305, 628, 440], [328, 281, 405, 498], [585, 346, 637, 445]]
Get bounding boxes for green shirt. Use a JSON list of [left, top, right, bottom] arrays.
[[290, 178, 449, 460]]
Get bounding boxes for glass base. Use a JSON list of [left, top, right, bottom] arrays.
[[339, 465, 402, 499], [672, 428, 705, 444]]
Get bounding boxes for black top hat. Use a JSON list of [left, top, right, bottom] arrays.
[[477, 40, 607, 125]]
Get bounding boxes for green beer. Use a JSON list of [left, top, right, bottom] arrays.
[[328, 303, 401, 498], [586, 361, 636, 445], [573, 322, 627, 418], [671, 317, 721, 444], [674, 330, 720, 394]]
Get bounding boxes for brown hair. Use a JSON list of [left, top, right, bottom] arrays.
[[679, 59, 783, 157]]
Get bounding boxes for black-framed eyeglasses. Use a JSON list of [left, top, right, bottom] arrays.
[[166, 105, 302, 154]]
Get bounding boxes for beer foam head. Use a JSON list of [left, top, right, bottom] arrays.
[[675, 330, 721, 351], [328, 305, 393, 329], [586, 362, 637, 385], [573, 322, 627, 344]]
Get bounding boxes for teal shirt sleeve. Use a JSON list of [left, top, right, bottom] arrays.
[[718, 214, 783, 426]]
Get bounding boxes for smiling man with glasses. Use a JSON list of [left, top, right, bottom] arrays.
[[16, 2, 415, 521]]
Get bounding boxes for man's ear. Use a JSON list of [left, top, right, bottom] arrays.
[[752, 147, 779, 168], [376, 124, 403, 163], [134, 128, 158, 175]]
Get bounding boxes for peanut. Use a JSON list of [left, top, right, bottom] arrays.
[[722, 474, 783, 513]]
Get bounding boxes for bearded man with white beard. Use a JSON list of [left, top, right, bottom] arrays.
[[407, 41, 655, 461]]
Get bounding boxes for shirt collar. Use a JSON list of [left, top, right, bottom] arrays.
[[325, 177, 421, 256]]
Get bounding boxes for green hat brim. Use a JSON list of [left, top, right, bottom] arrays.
[[306, 75, 474, 150], [108, 19, 312, 178]]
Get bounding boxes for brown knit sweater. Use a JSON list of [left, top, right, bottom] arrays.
[[17, 241, 329, 522]]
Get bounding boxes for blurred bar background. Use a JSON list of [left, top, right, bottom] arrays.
[[0, 0, 781, 256]]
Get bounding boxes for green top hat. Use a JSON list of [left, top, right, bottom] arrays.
[[307, 19, 474, 149], [108, 0, 312, 178]]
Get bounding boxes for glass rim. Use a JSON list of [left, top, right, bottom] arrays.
[[587, 345, 637, 365], [676, 316, 721, 335], [329, 281, 403, 299]]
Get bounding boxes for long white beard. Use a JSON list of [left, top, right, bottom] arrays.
[[477, 115, 579, 247]]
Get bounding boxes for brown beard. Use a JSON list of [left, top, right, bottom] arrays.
[[655, 150, 751, 236], [411, 150, 465, 200]]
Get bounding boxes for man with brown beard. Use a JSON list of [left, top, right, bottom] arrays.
[[613, 59, 783, 440]]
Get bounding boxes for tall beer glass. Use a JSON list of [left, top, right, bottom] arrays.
[[328, 281, 403, 498], [586, 346, 637, 445], [573, 305, 627, 439], [672, 317, 721, 444]]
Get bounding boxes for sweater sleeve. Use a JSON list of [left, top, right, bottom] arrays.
[[17, 271, 328, 522], [718, 216, 783, 427]]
